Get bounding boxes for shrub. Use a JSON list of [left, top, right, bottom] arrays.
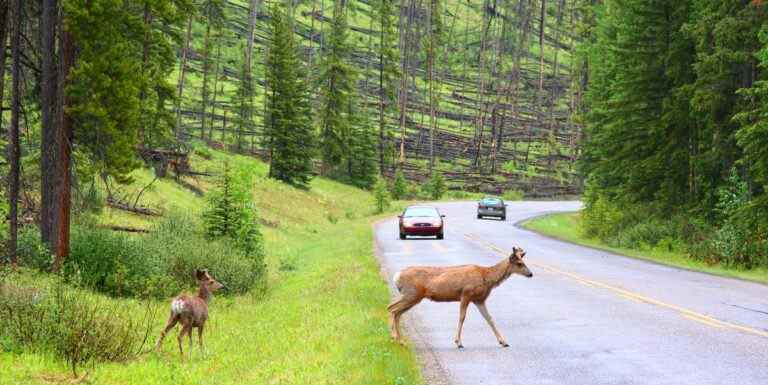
[[0, 278, 154, 377], [614, 219, 677, 249], [63, 211, 266, 298], [17, 226, 51, 271], [391, 169, 408, 200], [373, 176, 391, 213]]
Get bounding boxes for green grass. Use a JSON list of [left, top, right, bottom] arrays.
[[522, 212, 768, 285], [1, 148, 422, 385]]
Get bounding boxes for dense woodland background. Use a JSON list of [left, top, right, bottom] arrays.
[[1, 0, 768, 271]]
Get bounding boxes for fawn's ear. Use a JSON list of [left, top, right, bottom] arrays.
[[195, 269, 206, 280]]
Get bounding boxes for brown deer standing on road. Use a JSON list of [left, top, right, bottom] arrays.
[[155, 269, 224, 357], [388, 246, 532, 348]]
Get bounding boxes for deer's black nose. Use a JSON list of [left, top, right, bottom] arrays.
[[526, 272, 533, 278]]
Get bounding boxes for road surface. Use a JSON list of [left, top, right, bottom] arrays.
[[375, 201, 768, 385]]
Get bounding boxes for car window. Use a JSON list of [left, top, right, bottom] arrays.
[[482, 198, 501, 205], [403, 207, 439, 217]]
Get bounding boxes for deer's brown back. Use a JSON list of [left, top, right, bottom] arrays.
[[172, 294, 209, 327], [399, 265, 490, 302]]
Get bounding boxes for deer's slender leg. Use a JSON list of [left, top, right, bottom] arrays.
[[475, 302, 508, 347], [188, 326, 194, 359], [198, 324, 205, 354], [178, 323, 190, 356], [454, 296, 470, 349], [155, 313, 179, 350], [389, 296, 421, 342]]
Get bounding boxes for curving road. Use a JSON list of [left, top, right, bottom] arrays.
[[375, 201, 768, 385]]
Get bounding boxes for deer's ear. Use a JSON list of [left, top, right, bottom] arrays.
[[196, 269, 206, 280], [521, 252, 526, 259]]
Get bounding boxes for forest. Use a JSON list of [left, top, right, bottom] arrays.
[[578, 0, 768, 269]]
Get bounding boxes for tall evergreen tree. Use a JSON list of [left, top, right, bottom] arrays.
[[199, 0, 226, 140], [317, 1, 356, 173], [264, 3, 315, 187], [373, 0, 400, 173]]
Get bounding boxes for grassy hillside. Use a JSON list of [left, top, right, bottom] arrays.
[[1, 148, 422, 385], [177, 0, 580, 197]]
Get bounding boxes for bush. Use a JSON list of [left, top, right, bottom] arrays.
[[0, 278, 154, 377], [63, 212, 266, 298], [373, 176, 391, 213], [391, 169, 408, 200], [17, 226, 51, 271], [614, 219, 677, 249]]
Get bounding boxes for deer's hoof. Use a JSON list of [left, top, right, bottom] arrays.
[[500, 342, 509, 348], [455, 341, 464, 349]]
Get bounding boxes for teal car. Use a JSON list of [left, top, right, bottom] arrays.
[[477, 197, 507, 220]]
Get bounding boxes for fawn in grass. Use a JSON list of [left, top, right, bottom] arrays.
[[388, 246, 532, 348], [155, 269, 224, 357]]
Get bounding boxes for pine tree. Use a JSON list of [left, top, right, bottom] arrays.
[[347, 112, 379, 189], [373, 175, 391, 213], [317, 1, 356, 172], [424, 172, 447, 200], [233, 47, 256, 152], [264, 3, 315, 187], [199, 0, 226, 140], [373, 0, 400, 173], [391, 168, 408, 200]]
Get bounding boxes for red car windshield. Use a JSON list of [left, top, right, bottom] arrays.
[[403, 207, 439, 218]]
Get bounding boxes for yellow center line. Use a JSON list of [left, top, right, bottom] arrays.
[[463, 233, 768, 338]]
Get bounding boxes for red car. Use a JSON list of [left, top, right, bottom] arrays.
[[399, 206, 445, 240]]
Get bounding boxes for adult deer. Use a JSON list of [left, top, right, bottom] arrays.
[[388, 246, 532, 348], [155, 269, 224, 357]]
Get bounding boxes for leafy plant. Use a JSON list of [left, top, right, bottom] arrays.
[[391, 169, 407, 200], [373, 176, 391, 213], [423, 172, 447, 200]]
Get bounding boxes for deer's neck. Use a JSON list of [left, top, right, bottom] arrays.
[[486, 258, 514, 288], [197, 284, 212, 303]]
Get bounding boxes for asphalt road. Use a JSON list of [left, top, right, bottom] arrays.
[[375, 201, 768, 385]]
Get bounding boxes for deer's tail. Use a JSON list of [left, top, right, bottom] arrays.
[[392, 271, 402, 292]]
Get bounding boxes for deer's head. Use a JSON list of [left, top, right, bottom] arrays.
[[509, 247, 532, 278], [196, 269, 225, 292]]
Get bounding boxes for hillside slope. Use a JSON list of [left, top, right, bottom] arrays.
[[175, 0, 581, 197]]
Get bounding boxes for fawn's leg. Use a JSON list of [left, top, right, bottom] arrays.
[[178, 324, 191, 356], [155, 313, 179, 350], [197, 324, 205, 354], [188, 326, 194, 359], [454, 296, 470, 349], [475, 302, 508, 347]]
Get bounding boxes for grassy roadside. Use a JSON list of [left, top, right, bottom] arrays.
[[1, 149, 422, 385], [522, 212, 768, 285]]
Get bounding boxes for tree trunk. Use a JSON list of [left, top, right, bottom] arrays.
[[138, 2, 151, 144], [209, 41, 222, 140], [0, 0, 9, 137], [175, 16, 193, 138], [378, 3, 386, 174], [397, 0, 415, 164], [40, 0, 57, 249], [538, 0, 546, 92], [201, 22, 211, 139], [51, 20, 76, 272], [6, 0, 20, 264]]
